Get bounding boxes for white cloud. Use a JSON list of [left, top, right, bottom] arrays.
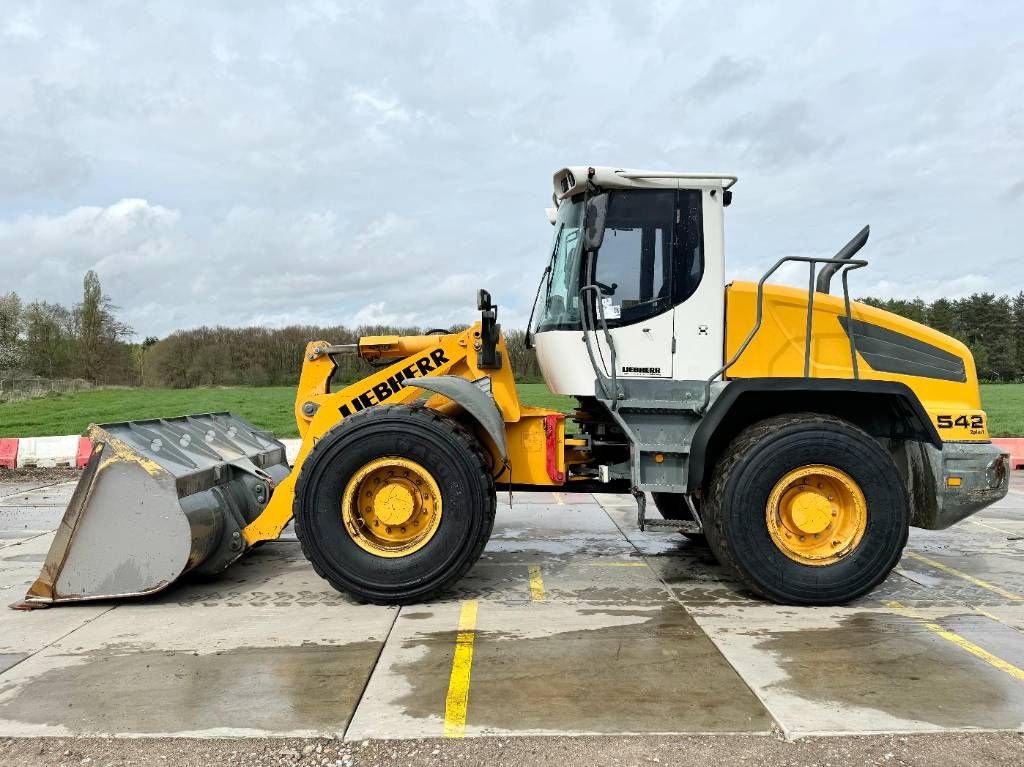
[[0, 1, 1021, 341]]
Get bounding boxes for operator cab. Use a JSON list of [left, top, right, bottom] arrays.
[[532, 167, 736, 397]]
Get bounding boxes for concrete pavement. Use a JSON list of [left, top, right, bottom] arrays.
[[0, 474, 1022, 740]]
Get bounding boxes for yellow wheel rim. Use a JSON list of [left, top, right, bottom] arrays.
[[341, 457, 442, 558], [765, 464, 867, 566]]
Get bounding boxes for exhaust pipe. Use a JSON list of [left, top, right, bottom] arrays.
[[15, 413, 290, 608]]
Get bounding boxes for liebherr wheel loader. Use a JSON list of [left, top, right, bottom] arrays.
[[19, 166, 1010, 609]]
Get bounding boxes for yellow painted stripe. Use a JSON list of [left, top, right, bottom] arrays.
[[443, 600, 478, 738], [527, 565, 546, 602], [887, 601, 1024, 682], [970, 518, 1020, 537], [904, 550, 1023, 602], [552, 492, 565, 505]]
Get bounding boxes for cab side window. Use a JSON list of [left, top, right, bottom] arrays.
[[591, 189, 704, 326]]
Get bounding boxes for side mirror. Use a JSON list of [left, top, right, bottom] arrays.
[[584, 194, 609, 251], [477, 289, 492, 311]]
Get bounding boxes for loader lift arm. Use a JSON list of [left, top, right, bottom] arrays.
[[243, 321, 560, 545]]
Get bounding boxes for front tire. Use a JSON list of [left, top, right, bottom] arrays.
[[703, 414, 909, 605], [294, 405, 495, 604]]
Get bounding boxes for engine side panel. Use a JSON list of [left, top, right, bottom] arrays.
[[724, 282, 987, 442]]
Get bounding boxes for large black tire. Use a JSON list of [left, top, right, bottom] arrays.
[[703, 413, 909, 605], [651, 492, 706, 542], [293, 405, 495, 604]]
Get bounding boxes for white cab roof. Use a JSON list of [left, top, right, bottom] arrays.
[[552, 166, 737, 201]]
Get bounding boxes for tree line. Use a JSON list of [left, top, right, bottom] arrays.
[[0, 272, 545, 387], [141, 325, 542, 386], [859, 293, 1024, 381], [2, 272, 1022, 387], [0, 271, 138, 385]]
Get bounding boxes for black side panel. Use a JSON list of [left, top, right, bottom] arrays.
[[688, 378, 942, 491], [838, 316, 966, 383]]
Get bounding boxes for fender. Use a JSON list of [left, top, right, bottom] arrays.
[[687, 377, 942, 492], [413, 375, 508, 462]]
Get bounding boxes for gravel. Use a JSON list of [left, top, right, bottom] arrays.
[[0, 466, 81, 484], [2, 732, 1023, 767]]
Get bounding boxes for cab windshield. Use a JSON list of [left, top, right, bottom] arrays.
[[536, 197, 584, 331]]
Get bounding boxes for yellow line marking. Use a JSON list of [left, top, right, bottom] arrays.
[[887, 601, 1024, 682], [904, 550, 1023, 602], [527, 565, 546, 602], [443, 600, 478, 738], [552, 492, 565, 505], [970, 518, 1020, 537]]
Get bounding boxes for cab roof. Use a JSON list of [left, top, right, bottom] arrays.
[[552, 166, 738, 201]]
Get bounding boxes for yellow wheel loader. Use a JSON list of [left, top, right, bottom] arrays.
[[19, 166, 1010, 609]]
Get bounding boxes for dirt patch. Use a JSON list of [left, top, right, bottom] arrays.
[[0, 467, 80, 484]]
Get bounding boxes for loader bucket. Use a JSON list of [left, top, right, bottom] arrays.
[[18, 413, 291, 608]]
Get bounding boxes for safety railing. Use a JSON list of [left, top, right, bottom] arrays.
[[698, 255, 868, 413]]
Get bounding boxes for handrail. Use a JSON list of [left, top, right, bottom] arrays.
[[579, 284, 622, 405], [699, 255, 868, 413]]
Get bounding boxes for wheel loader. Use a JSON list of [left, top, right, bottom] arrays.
[[18, 166, 1010, 609]]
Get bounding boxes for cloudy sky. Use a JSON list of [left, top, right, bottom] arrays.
[[1, 1, 1022, 338]]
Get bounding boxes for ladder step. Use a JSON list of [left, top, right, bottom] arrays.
[[640, 518, 702, 534], [637, 443, 690, 454], [618, 400, 700, 412]]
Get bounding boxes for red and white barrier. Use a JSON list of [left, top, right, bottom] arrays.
[[0, 436, 92, 469], [281, 438, 301, 466], [0, 438, 18, 469], [0, 434, 1018, 472], [0, 436, 297, 469], [991, 438, 1024, 470]]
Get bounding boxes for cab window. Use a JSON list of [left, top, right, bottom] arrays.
[[590, 189, 704, 326]]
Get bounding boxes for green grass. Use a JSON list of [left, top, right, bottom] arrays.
[[0, 384, 578, 439], [980, 383, 1024, 437], [2, 382, 1019, 439]]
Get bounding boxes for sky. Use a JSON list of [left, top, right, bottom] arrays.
[[1, 0, 1022, 339]]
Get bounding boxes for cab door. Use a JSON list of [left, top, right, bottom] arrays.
[[588, 189, 678, 380]]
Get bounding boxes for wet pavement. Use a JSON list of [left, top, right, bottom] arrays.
[[0, 476, 1022, 740]]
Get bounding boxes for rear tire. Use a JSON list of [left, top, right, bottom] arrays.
[[703, 413, 909, 605], [293, 405, 495, 604]]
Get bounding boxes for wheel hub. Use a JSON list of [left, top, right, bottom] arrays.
[[766, 464, 867, 566], [341, 457, 442, 557]]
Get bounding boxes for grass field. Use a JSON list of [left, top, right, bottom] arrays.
[[980, 383, 1024, 437], [0, 384, 577, 438], [1, 383, 1020, 438]]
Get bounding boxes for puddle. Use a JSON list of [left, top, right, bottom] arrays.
[[0, 654, 28, 676], [758, 612, 1024, 729], [0, 641, 380, 734], [394, 604, 771, 733]]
